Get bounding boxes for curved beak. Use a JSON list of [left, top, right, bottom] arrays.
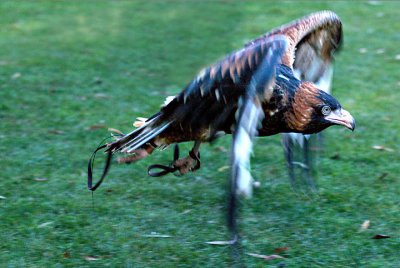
[[325, 108, 356, 131]]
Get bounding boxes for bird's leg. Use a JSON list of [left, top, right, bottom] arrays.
[[316, 132, 325, 152], [315, 132, 324, 168], [282, 135, 296, 188], [172, 141, 201, 175], [117, 143, 155, 164], [302, 137, 316, 190], [311, 132, 324, 176]]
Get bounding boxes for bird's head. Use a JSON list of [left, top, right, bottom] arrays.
[[286, 81, 355, 134]]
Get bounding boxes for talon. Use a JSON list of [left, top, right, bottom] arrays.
[[172, 151, 201, 175]]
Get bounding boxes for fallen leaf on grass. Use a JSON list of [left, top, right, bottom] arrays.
[[142, 233, 172, 238], [359, 48, 367, 54], [217, 166, 229, 172], [142, 234, 172, 238], [360, 220, 370, 231], [181, 209, 192, 215], [372, 234, 390, 239], [94, 93, 110, 99], [86, 124, 107, 130], [246, 253, 284, 261], [11, 72, 21, 79], [63, 251, 70, 258], [33, 178, 48, 182], [206, 239, 237, 245], [84, 255, 100, 261], [108, 128, 123, 135], [48, 129, 64, 135], [372, 145, 394, 152], [274, 247, 289, 253], [367, 0, 381, 5], [38, 221, 53, 228]]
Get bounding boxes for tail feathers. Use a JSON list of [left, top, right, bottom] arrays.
[[122, 122, 171, 153], [106, 115, 171, 154]]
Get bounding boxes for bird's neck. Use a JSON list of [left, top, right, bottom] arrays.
[[285, 82, 319, 131]]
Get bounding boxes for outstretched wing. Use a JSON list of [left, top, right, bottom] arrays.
[[227, 37, 287, 234], [246, 10, 342, 88], [157, 36, 288, 143]]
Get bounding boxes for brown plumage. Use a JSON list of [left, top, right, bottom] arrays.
[[88, 10, 355, 243], [106, 11, 343, 147], [89, 10, 354, 188], [249, 10, 342, 70]]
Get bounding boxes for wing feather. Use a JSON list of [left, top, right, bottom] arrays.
[[227, 37, 287, 235], [231, 37, 287, 197], [159, 36, 288, 142], [246, 10, 342, 83]]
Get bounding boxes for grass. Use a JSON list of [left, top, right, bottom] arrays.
[[0, 1, 399, 267]]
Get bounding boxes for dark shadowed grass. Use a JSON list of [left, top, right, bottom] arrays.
[[0, 1, 399, 267]]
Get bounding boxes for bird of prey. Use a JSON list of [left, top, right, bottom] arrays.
[[88, 11, 354, 241]]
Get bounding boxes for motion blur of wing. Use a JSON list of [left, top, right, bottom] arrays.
[[247, 11, 343, 189], [228, 36, 287, 236]]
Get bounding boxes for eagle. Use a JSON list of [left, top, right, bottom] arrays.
[[88, 11, 355, 239]]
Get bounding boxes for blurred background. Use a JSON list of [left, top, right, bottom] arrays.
[[0, 1, 399, 267]]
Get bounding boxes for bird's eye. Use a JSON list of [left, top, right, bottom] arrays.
[[321, 105, 331, 116]]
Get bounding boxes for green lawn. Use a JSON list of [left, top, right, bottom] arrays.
[[0, 1, 399, 267]]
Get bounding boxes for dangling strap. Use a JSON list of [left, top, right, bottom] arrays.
[[147, 164, 178, 177], [87, 144, 113, 191], [147, 144, 180, 177]]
